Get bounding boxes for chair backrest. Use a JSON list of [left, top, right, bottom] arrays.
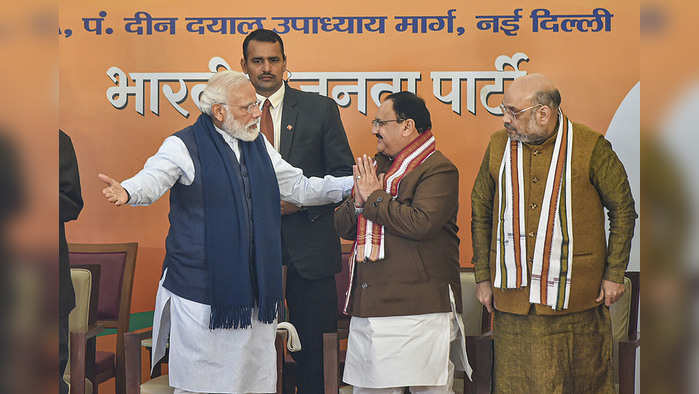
[[69, 243, 138, 331], [66, 265, 101, 387], [335, 243, 353, 318], [71, 264, 102, 327], [459, 268, 488, 335], [69, 268, 93, 335], [610, 277, 632, 342], [610, 272, 640, 342], [459, 268, 483, 335]]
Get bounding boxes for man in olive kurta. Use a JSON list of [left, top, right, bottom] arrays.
[[471, 74, 637, 393]]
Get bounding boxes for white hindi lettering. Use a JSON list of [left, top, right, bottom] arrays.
[[430, 52, 529, 115], [106, 54, 530, 117], [289, 72, 420, 115], [105, 57, 231, 117]]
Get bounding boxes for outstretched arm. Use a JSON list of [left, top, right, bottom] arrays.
[[99, 136, 193, 206], [265, 137, 353, 207]]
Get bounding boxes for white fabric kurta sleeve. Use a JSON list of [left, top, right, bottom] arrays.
[[121, 136, 195, 206], [263, 136, 353, 206]]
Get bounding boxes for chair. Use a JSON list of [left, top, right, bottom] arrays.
[[458, 267, 493, 394], [124, 328, 288, 394], [65, 265, 103, 394], [69, 242, 138, 394], [610, 271, 640, 394], [322, 243, 354, 394], [124, 329, 174, 394]]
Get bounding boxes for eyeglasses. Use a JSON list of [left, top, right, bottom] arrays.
[[221, 101, 261, 114], [499, 103, 543, 119], [371, 118, 403, 128]]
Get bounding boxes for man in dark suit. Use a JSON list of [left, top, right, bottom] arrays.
[[241, 29, 354, 393], [59, 129, 83, 393]]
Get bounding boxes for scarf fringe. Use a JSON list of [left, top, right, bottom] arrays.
[[210, 305, 253, 330], [258, 296, 281, 324], [209, 297, 281, 330]]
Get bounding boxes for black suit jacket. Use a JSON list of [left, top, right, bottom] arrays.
[[59, 130, 83, 316], [279, 85, 354, 279]]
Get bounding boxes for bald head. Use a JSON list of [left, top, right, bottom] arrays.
[[505, 73, 560, 110], [502, 74, 562, 144]]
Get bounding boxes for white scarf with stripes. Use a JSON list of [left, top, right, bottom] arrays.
[[495, 111, 574, 310]]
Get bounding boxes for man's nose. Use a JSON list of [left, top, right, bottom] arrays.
[[262, 60, 272, 72]]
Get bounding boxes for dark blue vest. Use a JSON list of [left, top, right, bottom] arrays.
[[161, 127, 255, 304]]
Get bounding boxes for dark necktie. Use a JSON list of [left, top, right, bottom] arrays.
[[260, 99, 274, 146]]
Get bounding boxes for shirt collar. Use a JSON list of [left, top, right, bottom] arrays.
[[256, 83, 285, 109]]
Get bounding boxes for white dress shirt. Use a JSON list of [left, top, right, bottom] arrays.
[[256, 83, 285, 151]]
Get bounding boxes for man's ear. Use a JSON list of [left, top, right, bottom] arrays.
[[240, 57, 247, 74], [213, 104, 225, 122], [539, 105, 553, 124], [403, 119, 415, 136]]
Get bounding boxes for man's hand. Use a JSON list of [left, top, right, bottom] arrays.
[[281, 201, 301, 216], [352, 164, 365, 207], [595, 279, 625, 306], [476, 280, 494, 314], [355, 155, 384, 204], [98, 173, 129, 206]]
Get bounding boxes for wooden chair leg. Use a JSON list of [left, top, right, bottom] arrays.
[[276, 330, 287, 394], [323, 332, 340, 394], [618, 339, 639, 394], [70, 332, 87, 394]]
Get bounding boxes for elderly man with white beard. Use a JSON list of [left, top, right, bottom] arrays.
[[98, 71, 353, 394]]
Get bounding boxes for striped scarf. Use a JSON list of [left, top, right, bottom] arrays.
[[343, 130, 436, 313], [495, 111, 574, 310], [354, 130, 436, 263]]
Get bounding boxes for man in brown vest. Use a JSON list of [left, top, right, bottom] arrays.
[[335, 92, 470, 392], [471, 74, 637, 393]]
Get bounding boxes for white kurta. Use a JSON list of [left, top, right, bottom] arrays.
[[153, 269, 278, 393], [343, 286, 471, 389], [122, 125, 353, 392]]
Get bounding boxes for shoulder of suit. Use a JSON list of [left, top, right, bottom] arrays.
[[423, 150, 458, 174], [489, 128, 508, 143]]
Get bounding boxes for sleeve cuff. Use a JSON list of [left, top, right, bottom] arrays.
[[362, 190, 390, 219], [603, 269, 626, 284], [474, 265, 492, 283]]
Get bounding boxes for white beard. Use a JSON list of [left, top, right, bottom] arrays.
[[222, 107, 260, 142]]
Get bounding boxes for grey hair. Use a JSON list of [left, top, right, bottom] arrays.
[[199, 71, 249, 115], [533, 88, 561, 111]]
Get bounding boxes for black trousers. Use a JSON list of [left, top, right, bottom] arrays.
[[286, 266, 338, 394]]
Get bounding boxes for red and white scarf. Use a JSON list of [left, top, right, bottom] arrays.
[[495, 111, 574, 310], [343, 130, 435, 313]]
